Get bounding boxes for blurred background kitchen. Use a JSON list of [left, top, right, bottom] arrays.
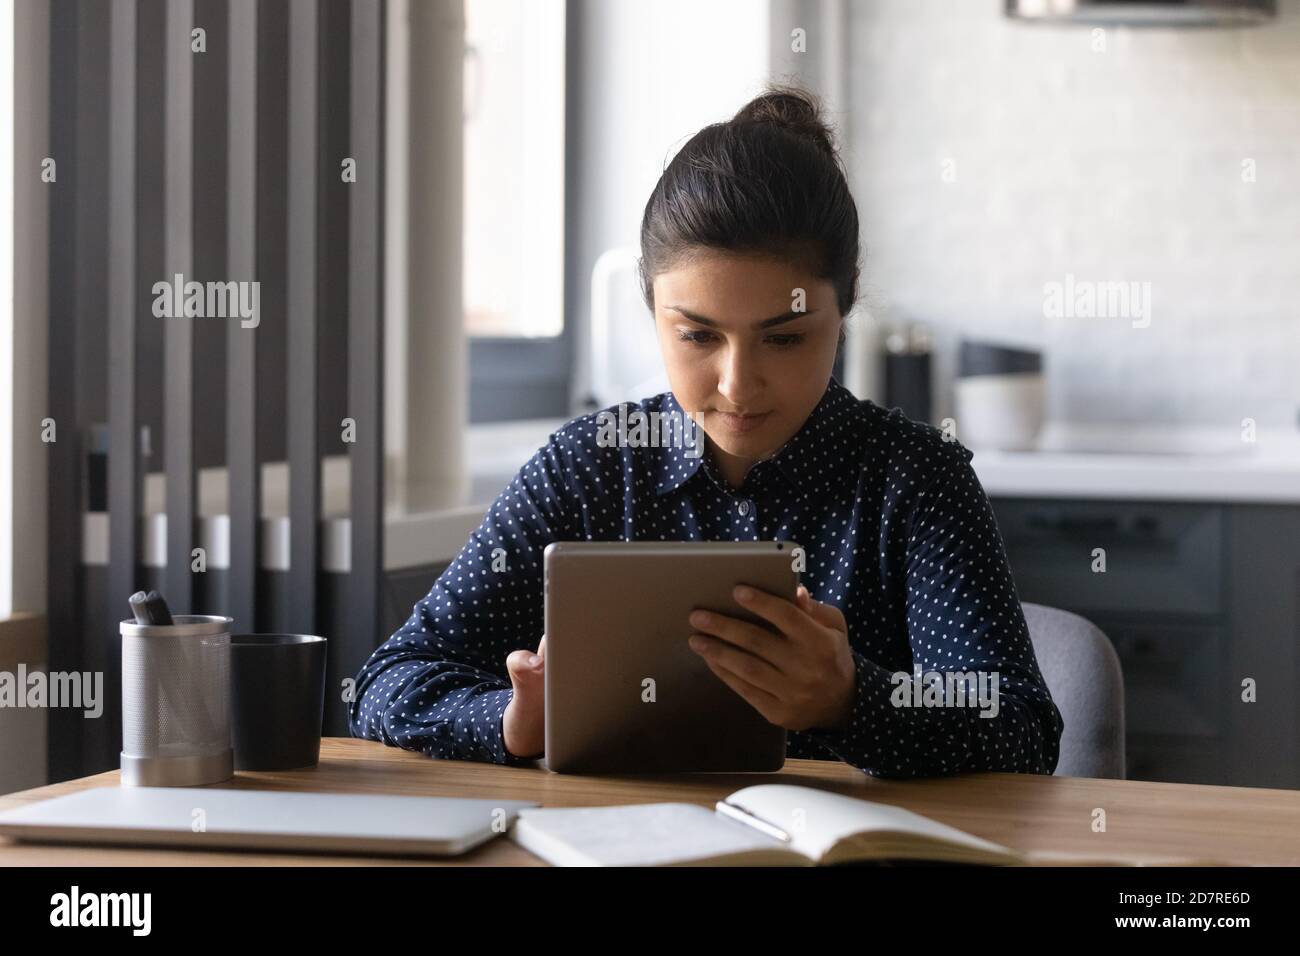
[[1, 0, 1298, 793]]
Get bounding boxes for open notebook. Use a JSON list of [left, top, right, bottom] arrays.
[[509, 784, 1191, 867]]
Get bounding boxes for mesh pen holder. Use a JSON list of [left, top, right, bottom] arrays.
[[120, 614, 234, 787]]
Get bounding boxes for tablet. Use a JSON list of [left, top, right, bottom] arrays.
[[543, 540, 800, 773]]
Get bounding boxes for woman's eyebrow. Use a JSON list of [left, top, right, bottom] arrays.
[[665, 306, 818, 329]]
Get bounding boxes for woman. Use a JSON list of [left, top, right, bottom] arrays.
[[349, 87, 1063, 778]]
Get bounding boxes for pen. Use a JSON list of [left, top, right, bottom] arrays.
[[715, 798, 792, 843]]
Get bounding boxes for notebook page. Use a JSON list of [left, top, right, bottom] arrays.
[[725, 784, 1016, 861], [513, 802, 795, 866]]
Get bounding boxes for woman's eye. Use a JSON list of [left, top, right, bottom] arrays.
[[674, 329, 805, 348], [676, 329, 715, 346], [765, 333, 805, 348]]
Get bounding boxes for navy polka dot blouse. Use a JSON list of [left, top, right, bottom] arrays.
[[349, 377, 1064, 778]]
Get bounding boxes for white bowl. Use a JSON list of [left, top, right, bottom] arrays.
[[954, 373, 1046, 451]]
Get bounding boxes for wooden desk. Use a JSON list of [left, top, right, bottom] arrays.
[[1, 737, 1298, 866]]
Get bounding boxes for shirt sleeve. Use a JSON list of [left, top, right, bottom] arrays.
[[804, 445, 1065, 778], [347, 436, 576, 766]]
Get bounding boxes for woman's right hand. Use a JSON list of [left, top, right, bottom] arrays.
[[503, 635, 546, 759]]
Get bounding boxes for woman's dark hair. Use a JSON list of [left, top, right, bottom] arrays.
[[638, 85, 861, 323]]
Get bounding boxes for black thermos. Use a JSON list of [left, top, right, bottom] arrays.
[[883, 323, 933, 424]]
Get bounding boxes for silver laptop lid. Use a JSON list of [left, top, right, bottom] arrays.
[[0, 786, 538, 857]]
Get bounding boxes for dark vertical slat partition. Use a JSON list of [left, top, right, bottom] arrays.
[[227, 0, 259, 635], [163, 0, 196, 610], [345, 0, 386, 729], [46, 0, 84, 783], [318, 0, 351, 474], [47, 0, 391, 778], [135, 1, 165, 492], [286, 0, 320, 634], [106, 0, 140, 771], [254, 0, 290, 632], [192, 0, 231, 619]]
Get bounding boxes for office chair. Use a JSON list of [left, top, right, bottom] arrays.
[[1023, 602, 1126, 779]]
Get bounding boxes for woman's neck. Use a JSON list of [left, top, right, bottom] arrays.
[[708, 444, 755, 492]]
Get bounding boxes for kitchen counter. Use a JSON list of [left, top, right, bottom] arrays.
[[470, 418, 1300, 507], [78, 418, 1300, 573], [970, 422, 1300, 504]]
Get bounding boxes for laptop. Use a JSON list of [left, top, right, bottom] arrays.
[[0, 786, 538, 857], [543, 540, 799, 774]]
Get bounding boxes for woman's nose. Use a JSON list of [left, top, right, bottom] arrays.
[[716, 346, 763, 407]]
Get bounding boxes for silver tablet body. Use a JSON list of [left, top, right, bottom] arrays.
[[543, 541, 800, 774]]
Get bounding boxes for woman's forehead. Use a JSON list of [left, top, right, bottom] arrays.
[[653, 252, 830, 305]]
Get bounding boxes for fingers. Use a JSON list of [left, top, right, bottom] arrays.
[[688, 631, 784, 694], [503, 649, 546, 759], [797, 586, 848, 632], [732, 584, 816, 640], [696, 654, 784, 723], [506, 647, 545, 691], [689, 608, 795, 672], [507, 636, 548, 693]]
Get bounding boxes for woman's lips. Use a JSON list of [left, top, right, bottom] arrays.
[[712, 410, 771, 433]]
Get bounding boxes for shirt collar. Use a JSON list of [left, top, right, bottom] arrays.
[[651, 377, 858, 497]]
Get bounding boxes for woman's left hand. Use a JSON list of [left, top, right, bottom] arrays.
[[688, 584, 858, 733]]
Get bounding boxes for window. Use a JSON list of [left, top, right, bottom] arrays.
[[463, 0, 565, 339]]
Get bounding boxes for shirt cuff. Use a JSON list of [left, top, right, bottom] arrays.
[[802, 649, 897, 764]]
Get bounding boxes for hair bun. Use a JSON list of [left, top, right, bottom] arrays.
[[732, 86, 837, 158]]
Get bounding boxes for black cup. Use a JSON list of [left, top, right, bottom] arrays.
[[229, 634, 327, 771]]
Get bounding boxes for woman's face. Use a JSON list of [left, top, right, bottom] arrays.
[[651, 251, 842, 477]]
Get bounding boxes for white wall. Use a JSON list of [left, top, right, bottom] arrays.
[[846, 0, 1300, 427], [568, 0, 772, 410]]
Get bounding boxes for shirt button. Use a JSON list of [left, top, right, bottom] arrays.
[[737, 500, 750, 517]]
